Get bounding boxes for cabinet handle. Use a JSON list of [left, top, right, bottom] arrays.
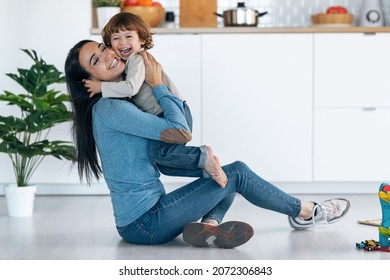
[[362, 107, 377, 111]]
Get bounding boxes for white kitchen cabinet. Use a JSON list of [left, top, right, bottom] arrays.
[[314, 33, 390, 181], [150, 34, 203, 146], [201, 34, 313, 182], [314, 108, 390, 181], [314, 33, 390, 108]]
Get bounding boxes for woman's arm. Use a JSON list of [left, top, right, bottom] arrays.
[[94, 89, 191, 144]]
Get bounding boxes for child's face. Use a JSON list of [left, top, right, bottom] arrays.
[[110, 30, 146, 61], [79, 42, 125, 82]]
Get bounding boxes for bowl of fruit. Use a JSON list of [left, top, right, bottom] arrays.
[[121, 0, 165, 27], [311, 6, 353, 26]]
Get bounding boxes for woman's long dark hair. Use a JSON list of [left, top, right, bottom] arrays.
[[65, 40, 102, 185]]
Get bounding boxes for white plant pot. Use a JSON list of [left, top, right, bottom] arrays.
[[4, 185, 37, 217], [97, 7, 120, 28]]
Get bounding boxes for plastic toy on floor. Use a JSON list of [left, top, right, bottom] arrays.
[[378, 183, 390, 252], [356, 239, 380, 251]]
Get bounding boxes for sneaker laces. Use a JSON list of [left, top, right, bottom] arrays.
[[312, 200, 339, 227]]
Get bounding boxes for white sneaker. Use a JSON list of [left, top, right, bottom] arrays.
[[288, 198, 351, 230]]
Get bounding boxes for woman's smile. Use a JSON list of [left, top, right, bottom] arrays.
[[79, 41, 125, 82], [109, 57, 119, 70]]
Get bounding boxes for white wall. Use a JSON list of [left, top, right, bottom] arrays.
[[0, 0, 102, 193]]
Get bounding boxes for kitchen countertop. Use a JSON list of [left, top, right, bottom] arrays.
[[91, 26, 390, 35]]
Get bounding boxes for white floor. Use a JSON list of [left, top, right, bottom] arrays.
[[0, 193, 389, 260]]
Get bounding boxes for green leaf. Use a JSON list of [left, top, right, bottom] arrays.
[[0, 116, 26, 134], [0, 49, 76, 185], [93, 0, 121, 7]]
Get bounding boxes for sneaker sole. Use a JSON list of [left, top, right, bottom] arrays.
[[288, 216, 312, 230], [182, 221, 254, 249]]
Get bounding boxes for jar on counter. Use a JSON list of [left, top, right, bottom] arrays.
[[164, 11, 176, 28]]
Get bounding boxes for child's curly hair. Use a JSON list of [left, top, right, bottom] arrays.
[[101, 12, 154, 50]]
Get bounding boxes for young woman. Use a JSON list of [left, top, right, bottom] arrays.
[[64, 39, 350, 249]]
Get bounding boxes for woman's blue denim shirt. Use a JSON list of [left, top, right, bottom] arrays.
[[92, 85, 191, 227]]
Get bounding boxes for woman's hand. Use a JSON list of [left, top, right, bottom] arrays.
[[140, 51, 163, 88]]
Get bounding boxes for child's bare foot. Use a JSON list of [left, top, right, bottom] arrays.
[[204, 146, 228, 188], [204, 146, 219, 176]]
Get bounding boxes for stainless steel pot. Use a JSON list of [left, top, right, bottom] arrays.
[[214, 2, 268, 27]]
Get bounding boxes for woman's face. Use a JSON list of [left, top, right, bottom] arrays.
[[79, 41, 126, 82]]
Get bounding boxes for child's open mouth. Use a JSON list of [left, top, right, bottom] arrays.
[[119, 47, 132, 57]]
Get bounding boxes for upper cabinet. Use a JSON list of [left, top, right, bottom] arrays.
[[201, 34, 313, 182], [314, 33, 390, 108]]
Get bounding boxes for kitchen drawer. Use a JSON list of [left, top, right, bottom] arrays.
[[314, 33, 390, 108], [314, 108, 390, 181]]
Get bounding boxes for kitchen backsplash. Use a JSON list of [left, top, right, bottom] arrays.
[[157, 0, 390, 27]]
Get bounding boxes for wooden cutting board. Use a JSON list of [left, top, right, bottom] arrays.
[[180, 0, 217, 27], [357, 218, 382, 227]]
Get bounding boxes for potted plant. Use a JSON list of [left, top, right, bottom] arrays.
[[0, 49, 76, 217], [94, 0, 121, 28]]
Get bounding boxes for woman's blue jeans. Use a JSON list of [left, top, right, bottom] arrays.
[[117, 161, 302, 245]]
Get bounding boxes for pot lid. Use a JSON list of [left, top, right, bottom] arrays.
[[230, 2, 254, 12], [237, 2, 246, 8]]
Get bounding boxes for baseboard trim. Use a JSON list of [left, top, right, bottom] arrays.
[[0, 180, 383, 195]]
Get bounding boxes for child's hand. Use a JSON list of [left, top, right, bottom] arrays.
[[83, 79, 102, 97]]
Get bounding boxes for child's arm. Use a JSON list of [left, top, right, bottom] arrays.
[[85, 53, 145, 98]]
